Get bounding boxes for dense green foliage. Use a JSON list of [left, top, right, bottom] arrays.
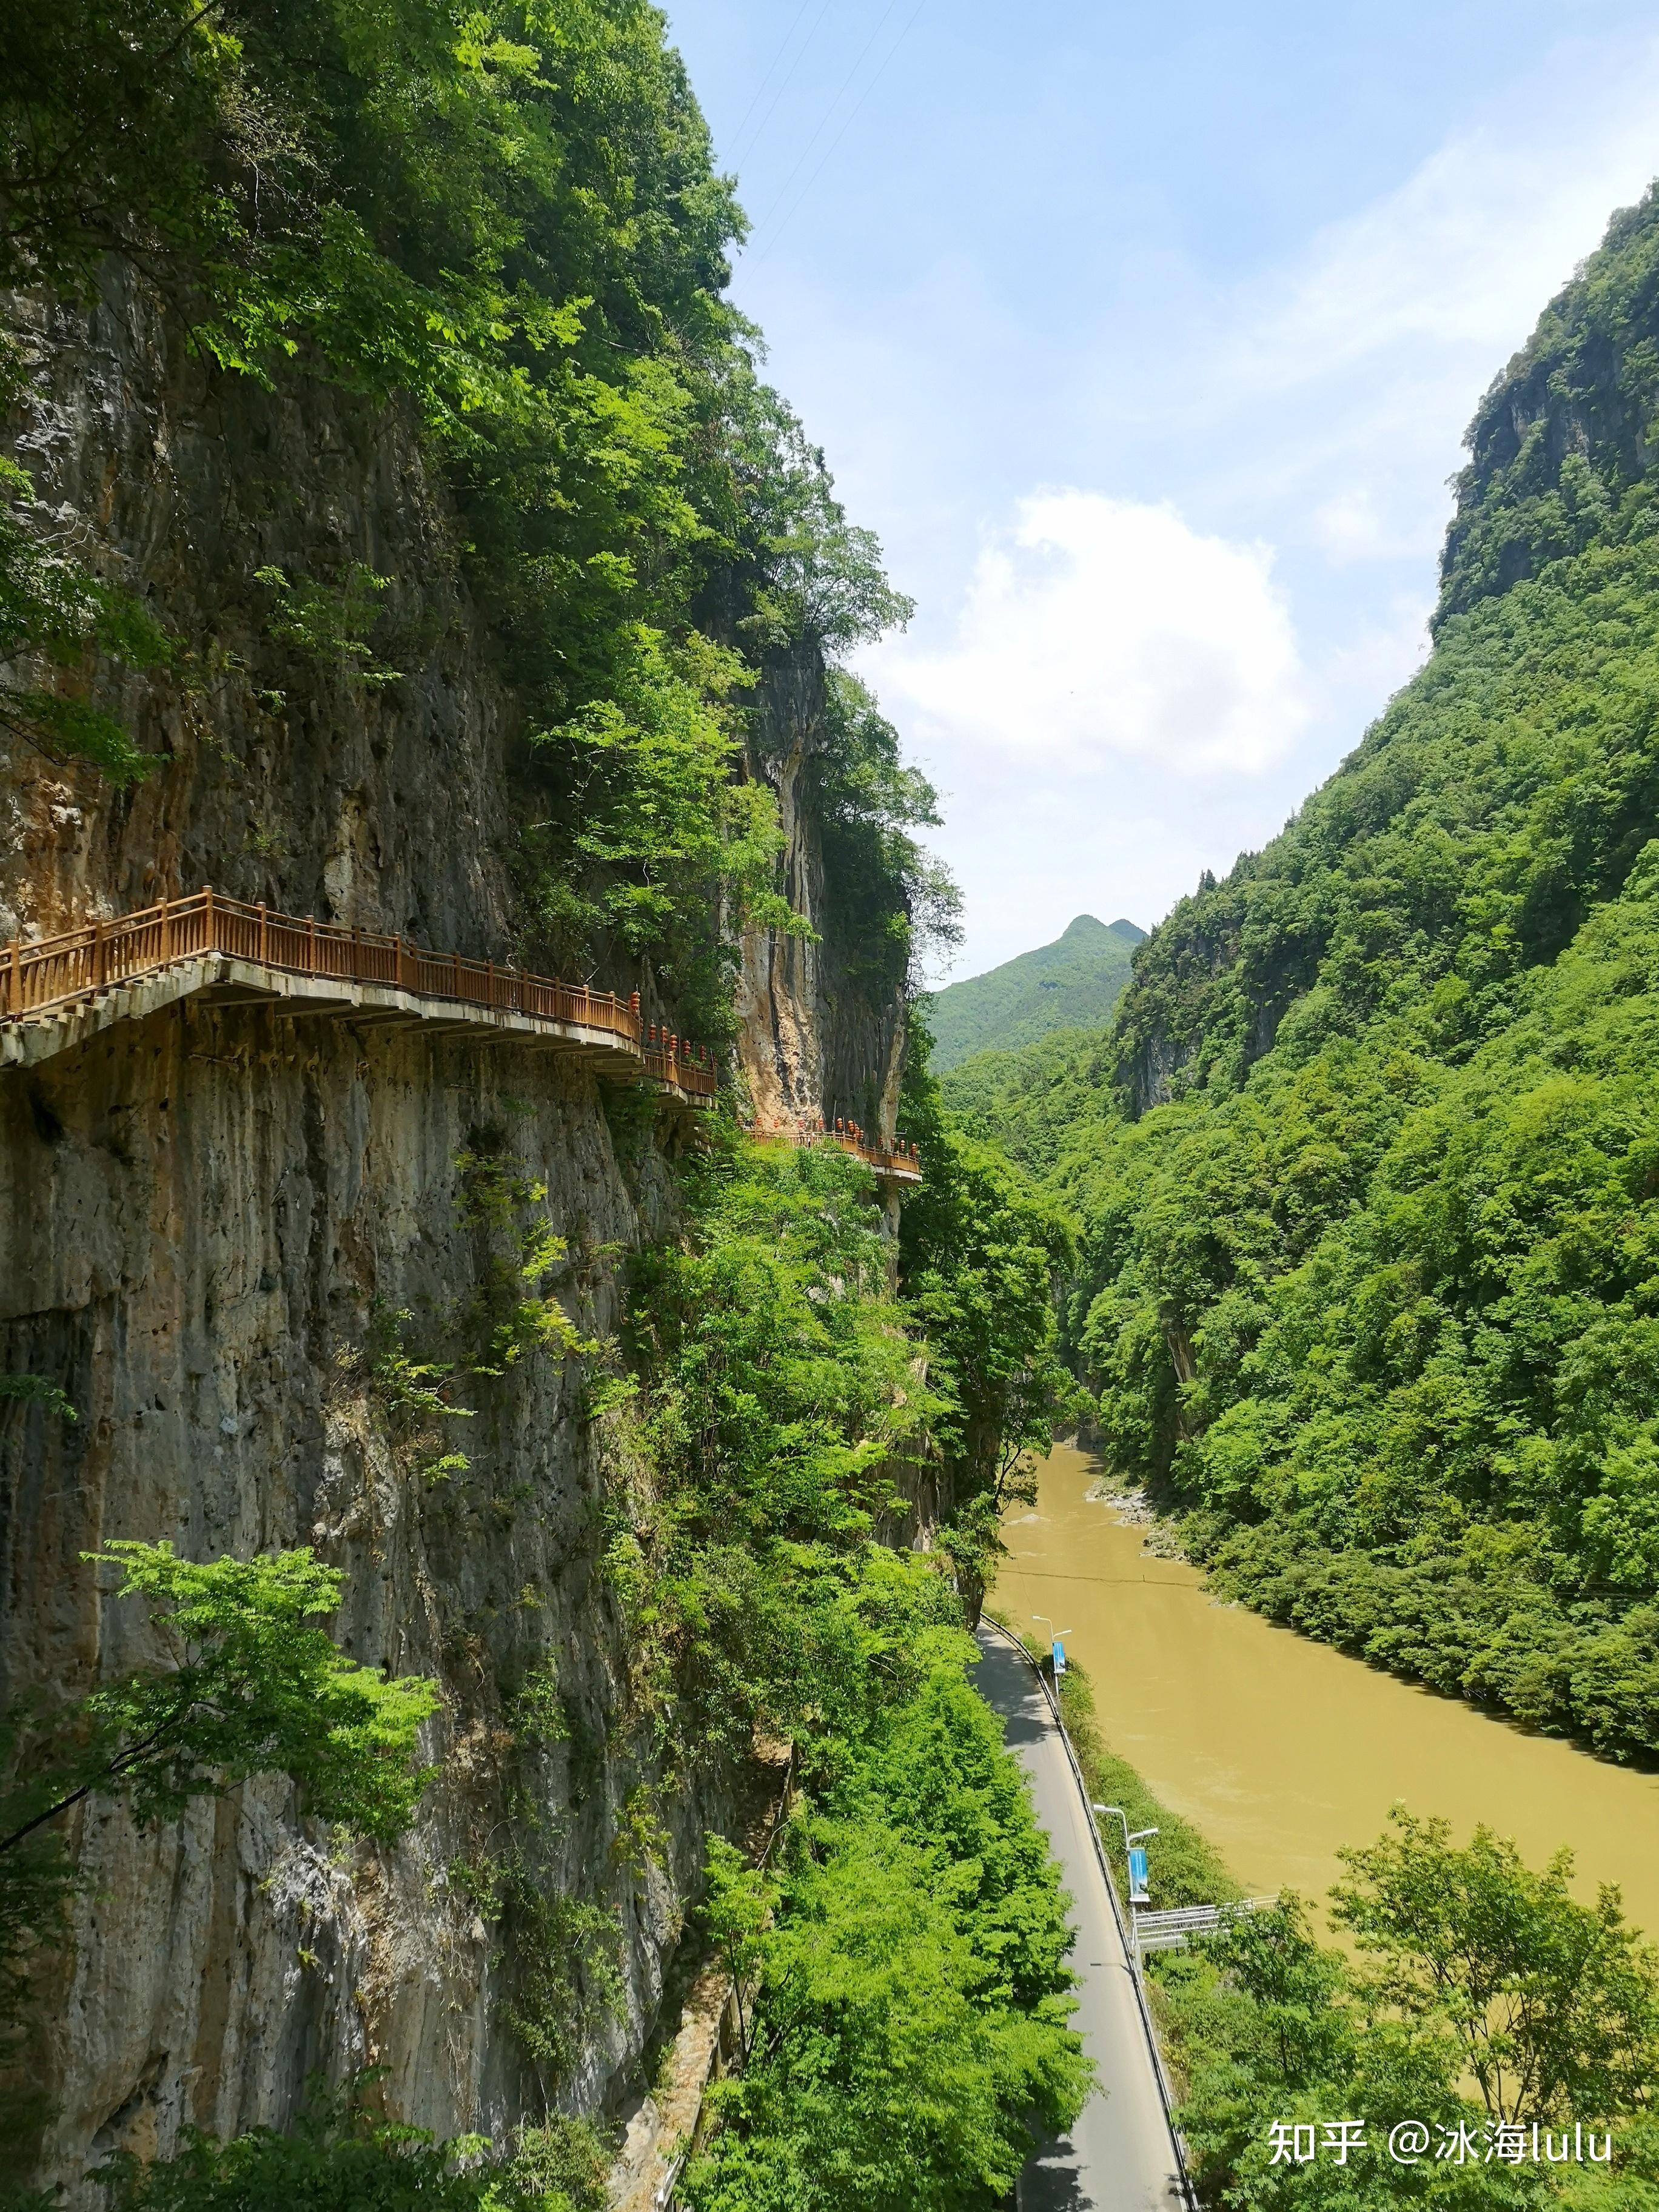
[[809, 672, 961, 1028], [1441, 186, 1659, 623], [572, 1131, 1082, 2205], [927, 914, 1144, 1073], [96, 2096, 609, 2212], [1330, 1811, 1657, 2126], [899, 1041, 1087, 1620], [954, 188, 1659, 1761], [1025, 1698, 1659, 2211], [940, 1021, 1120, 1181], [1165, 1889, 1659, 2212], [680, 1657, 1088, 2212], [611, 1136, 954, 1758], [0, 0, 925, 1031], [1164, 1808, 1659, 2212]]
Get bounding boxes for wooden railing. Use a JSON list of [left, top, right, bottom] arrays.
[[773, 1122, 922, 1183], [1, 885, 718, 1098], [826, 1134, 922, 1181]]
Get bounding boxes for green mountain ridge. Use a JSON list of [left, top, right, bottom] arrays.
[[925, 913, 1146, 1071], [950, 181, 1659, 1763]]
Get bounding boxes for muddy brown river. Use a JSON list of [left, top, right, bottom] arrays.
[[991, 1444, 1659, 1938]]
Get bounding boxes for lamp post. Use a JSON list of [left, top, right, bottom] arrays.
[[1032, 1614, 1073, 1677], [1094, 1804, 1159, 1903]]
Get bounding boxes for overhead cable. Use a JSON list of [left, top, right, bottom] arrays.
[[751, 0, 928, 260], [725, 0, 837, 175]]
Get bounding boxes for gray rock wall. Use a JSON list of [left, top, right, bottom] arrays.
[[1, 997, 723, 2194], [0, 253, 915, 2196], [733, 661, 907, 1147]]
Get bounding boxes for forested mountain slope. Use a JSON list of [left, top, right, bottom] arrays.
[[927, 913, 1144, 1070], [982, 186, 1659, 1762]]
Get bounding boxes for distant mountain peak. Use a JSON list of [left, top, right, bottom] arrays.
[[928, 912, 1146, 1071]]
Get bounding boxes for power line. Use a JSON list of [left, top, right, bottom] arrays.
[[748, 0, 909, 235], [750, 0, 928, 261], [723, 0, 815, 158], [726, 0, 836, 175]]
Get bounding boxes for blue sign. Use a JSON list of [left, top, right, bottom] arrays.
[[1051, 1638, 1067, 1676], [1128, 1846, 1150, 1903]]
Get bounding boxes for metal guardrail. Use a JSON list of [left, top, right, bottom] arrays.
[[1, 885, 718, 1096], [1132, 1898, 1279, 1955]]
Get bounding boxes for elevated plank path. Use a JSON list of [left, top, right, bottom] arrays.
[[774, 1122, 922, 1188], [0, 886, 717, 1104], [0, 890, 925, 1187]]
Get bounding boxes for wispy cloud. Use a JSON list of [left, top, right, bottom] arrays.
[[870, 491, 1312, 780], [1170, 46, 1659, 551]]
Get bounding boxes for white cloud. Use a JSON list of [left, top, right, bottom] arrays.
[[1311, 487, 1394, 565], [1175, 50, 1659, 552], [869, 490, 1312, 780], [1239, 128, 1638, 390]]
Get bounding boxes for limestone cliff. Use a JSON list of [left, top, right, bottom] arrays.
[[733, 659, 905, 1148], [0, 266, 904, 2194]]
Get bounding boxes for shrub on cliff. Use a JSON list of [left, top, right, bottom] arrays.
[[0, 1545, 437, 2147], [95, 2097, 609, 2212]]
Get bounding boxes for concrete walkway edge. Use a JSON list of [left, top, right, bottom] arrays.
[[977, 1619, 1195, 2211]]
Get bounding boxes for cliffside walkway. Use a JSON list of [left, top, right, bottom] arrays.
[[974, 1622, 1190, 2212], [1, 891, 931, 1187], [0, 885, 717, 1102], [766, 1124, 923, 1188]]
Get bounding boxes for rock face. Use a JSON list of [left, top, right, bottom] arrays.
[[4, 1004, 710, 2178], [0, 267, 907, 2194], [733, 660, 906, 1147], [0, 270, 517, 953]]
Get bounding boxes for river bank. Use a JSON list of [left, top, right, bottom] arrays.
[[989, 1444, 1659, 1939]]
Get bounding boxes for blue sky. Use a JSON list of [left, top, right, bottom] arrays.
[[663, 0, 1659, 980]]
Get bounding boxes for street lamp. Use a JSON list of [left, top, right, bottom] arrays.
[[1032, 1614, 1073, 1677], [1093, 1805, 1160, 1852], [1093, 1805, 1159, 1903]]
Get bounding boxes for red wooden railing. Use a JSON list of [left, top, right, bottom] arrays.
[[776, 1120, 922, 1182], [0, 885, 719, 1099], [832, 1137, 922, 1181]]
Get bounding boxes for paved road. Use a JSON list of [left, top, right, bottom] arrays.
[[973, 1626, 1188, 2212]]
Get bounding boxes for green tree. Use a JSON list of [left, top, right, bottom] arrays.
[[900, 1038, 1085, 1623], [1332, 1810, 1659, 2125], [680, 1655, 1088, 2212], [0, 1544, 438, 2163], [1, 1543, 438, 1855], [700, 1835, 775, 2065], [1143, 1807, 1659, 2211]]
